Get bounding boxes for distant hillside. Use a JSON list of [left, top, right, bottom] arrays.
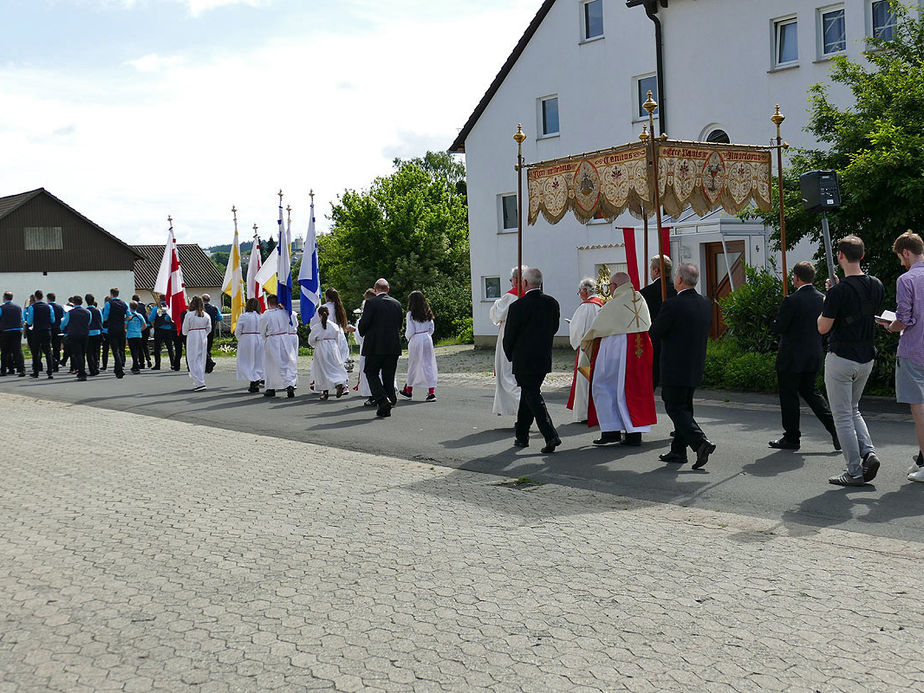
[[205, 241, 254, 255]]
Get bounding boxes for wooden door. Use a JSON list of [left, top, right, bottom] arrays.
[[704, 240, 745, 339]]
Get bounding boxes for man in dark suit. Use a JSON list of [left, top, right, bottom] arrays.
[[47, 292, 65, 372], [203, 294, 221, 373], [503, 267, 562, 453], [650, 263, 716, 469], [102, 287, 129, 379], [60, 295, 91, 381], [770, 262, 839, 451], [640, 254, 677, 389], [358, 278, 404, 418]]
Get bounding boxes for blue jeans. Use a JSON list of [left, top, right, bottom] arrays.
[[824, 353, 874, 478]]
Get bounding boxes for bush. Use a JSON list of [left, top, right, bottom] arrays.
[[702, 338, 777, 392], [719, 264, 782, 354], [420, 279, 472, 341]]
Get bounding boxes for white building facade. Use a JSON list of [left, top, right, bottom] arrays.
[[451, 0, 906, 345]]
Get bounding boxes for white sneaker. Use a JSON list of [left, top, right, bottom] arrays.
[[908, 467, 924, 483], [908, 456, 923, 475]]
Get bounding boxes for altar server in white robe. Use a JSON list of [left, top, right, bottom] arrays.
[[566, 278, 603, 422], [491, 266, 526, 416], [234, 298, 264, 393], [308, 305, 350, 399], [181, 295, 211, 392], [399, 291, 438, 401], [260, 293, 299, 398], [580, 273, 657, 447]]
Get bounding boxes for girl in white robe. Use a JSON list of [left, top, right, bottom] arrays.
[[234, 298, 264, 392], [182, 295, 211, 391], [491, 267, 525, 415], [308, 288, 352, 390], [307, 306, 349, 399], [352, 289, 377, 404], [399, 290, 438, 402]]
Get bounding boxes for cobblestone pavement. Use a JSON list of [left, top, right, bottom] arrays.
[[2, 392, 922, 692]]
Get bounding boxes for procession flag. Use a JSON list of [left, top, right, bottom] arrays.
[[276, 190, 293, 318], [153, 217, 187, 335], [246, 224, 265, 311], [221, 207, 246, 331], [297, 189, 320, 324], [253, 242, 279, 294]]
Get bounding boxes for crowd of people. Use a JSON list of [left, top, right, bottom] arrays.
[[493, 232, 924, 487], [0, 279, 439, 413]]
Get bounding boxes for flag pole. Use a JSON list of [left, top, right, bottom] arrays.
[[513, 123, 526, 297], [639, 126, 650, 286], [643, 91, 668, 302], [772, 105, 790, 297]]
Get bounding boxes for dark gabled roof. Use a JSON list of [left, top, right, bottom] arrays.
[[132, 244, 225, 291], [449, 0, 557, 153], [0, 187, 143, 259]]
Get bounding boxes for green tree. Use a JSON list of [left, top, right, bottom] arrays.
[[210, 250, 229, 276], [319, 151, 471, 340], [759, 0, 924, 297]]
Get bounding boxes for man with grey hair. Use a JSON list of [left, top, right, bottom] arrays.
[[503, 267, 561, 453], [640, 254, 677, 389], [650, 263, 716, 469], [566, 277, 603, 422], [490, 266, 527, 416]]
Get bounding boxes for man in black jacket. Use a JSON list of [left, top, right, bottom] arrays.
[[639, 254, 677, 389], [770, 262, 839, 451], [60, 296, 91, 381], [47, 292, 64, 372], [103, 288, 129, 379], [358, 278, 404, 418], [503, 267, 561, 453], [203, 294, 221, 373], [650, 263, 716, 469]]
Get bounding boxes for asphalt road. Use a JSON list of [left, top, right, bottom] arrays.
[[3, 364, 922, 543]]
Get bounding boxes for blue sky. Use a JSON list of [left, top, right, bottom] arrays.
[[0, 0, 535, 245]]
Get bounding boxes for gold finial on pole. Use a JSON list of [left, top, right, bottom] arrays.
[[772, 104, 790, 296], [309, 189, 315, 204], [639, 124, 650, 142], [286, 204, 292, 227], [513, 123, 526, 297], [643, 90, 658, 116], [253, 223, 258, 236], [167, 215, 173, 226], [278, 189, 283, 204]]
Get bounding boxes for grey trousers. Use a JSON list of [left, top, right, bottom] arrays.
[[823, 353, 875, 478]]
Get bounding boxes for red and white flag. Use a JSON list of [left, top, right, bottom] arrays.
[[246, 236, 265, 311], [153, 221, 187, 335]]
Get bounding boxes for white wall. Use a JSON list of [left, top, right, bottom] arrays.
[[0, 270, 136, 306], [463, 0, 897, 341]]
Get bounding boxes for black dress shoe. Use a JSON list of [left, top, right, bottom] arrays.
[[593, 431, 622, 446], [388, 395, 397, 406], [541, 437, 562, 454], [693, 440, 716, 470], [620, 432, 642, 447], [513, 438, 529, 448], [768, 438, 800, 450], [659, 451, 688, 463], [376, 404, 392, 418], [264, 389, 276, 397], [286, 386, 295, 398]]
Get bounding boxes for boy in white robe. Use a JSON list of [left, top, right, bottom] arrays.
[[491, 266, 526, 416], [260, 294, 298, 398]]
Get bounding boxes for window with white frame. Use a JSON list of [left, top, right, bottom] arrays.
[[24, 226, 63, 251], [635, 74, 658, 119], [483, 276, 502, 300], [819, 6, 846, 56], [539, 96, 560, 136], [499, 193, 518, 232], [869, 0, 896, 40], [582, 0, 604, 40], [773, 16, 798, 67]]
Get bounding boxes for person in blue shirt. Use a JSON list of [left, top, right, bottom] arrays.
[[60, 295, 91, 381], [101, 288, 129, 378], [47, 292, 65, 372], [85, 293, 103, 377], [148, 297, 176, 370], [132, 294, 152, 369], [25, 289, 54, 378], [0, 291, 26, 377], [100, 296, 110, 370], [126, 301, 147, 374]]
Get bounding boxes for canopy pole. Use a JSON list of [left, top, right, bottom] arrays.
[[772, 105, 790, 296], [642, 203, 649, 285], [514, 123, 526, 297], [719, 230, 735, 293], [642, 92, 668, 301]]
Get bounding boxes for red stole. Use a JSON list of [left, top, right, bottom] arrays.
[[585, 331, 657, 428], [566, 296, 605, 413]]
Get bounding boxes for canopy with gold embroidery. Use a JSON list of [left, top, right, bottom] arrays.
[[526, 140, 773, 225]]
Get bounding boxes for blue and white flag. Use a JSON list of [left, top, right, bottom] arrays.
[[276, 194, 293, 319], [297, 192, 320, 324]]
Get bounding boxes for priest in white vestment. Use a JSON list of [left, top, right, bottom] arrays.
[[566, 278, 603, 422], [580, 273, 657, 446], [491, 266, 526, 416], [260, 294, 299, 398], [234, 298, 264, 392]]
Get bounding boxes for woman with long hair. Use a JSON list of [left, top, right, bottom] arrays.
[[307, 305, 349, 399], [234, 297, 264, 393], [182, 295, 211, 391], [399, 290, 437, 401]]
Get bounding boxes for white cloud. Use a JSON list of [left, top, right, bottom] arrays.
[[0, 1, 536, 249], [184, 0, 267, 18]]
